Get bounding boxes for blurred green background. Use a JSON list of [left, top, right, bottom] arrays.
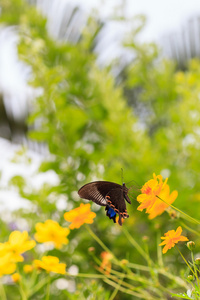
[[0, 0, 200, 299]]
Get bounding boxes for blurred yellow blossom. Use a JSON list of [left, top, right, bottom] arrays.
[[34, 256, 66, 274], [11, 273, 21, 283], [137, 173, 177, 219], [159, 226, 188, 254], [35, 220, 70, 249], [64, 203, 96, 229], [23, 264, 34, 274], [0, 231, 36, 262], [0, 253, 16, 277]]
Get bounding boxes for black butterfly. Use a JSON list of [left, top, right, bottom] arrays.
[[78, 181, 131, 226]]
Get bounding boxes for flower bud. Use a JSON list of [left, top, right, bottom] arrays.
[[121, 259, 128, 266], [142, 236, 149, 242], [195, 258, 200, 265], [88, 247, 95, 253], [187, 241, 195, 251], [187, 275, 194, 281]]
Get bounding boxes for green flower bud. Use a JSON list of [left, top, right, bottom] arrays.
[[187, 275, 194, 281], [187, 241, 195, 251], [195, 258, 200, 265]]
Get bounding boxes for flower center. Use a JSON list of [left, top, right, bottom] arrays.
[[143, 186, 152, 195]]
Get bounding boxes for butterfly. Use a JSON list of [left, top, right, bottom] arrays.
[[78, 181, 131, 226]]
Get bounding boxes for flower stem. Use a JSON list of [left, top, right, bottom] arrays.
[[122, 227, 154, 265], [156, 196, 200, 225], [180, 221, 200, 236], [191, 251, 200, 289], [109, 274, 125, 300], [175, 246, 196, 278], [0, 282, 7, 300], [85, 224, 120, 267], [45, 275, 50, 300], [27, 277, 49, 298]]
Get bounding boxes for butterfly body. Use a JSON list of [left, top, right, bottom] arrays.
[[78, 181, 131, 225]]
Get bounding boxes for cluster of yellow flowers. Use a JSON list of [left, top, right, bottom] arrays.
[[0, 203, 96, 281], [0, 173, 189, 282], [0, 231, 35, 278]]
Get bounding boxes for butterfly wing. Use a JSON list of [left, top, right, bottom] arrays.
[[106, 188, 129, 226], [78, 181, 122, 206], [105, 206, 117, 223]]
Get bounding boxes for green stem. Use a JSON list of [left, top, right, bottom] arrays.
[[0, 281, 7, 300], [122, 227, 154, 265], [156, 196, 200, 225], [85, 225, 121, 267], [45, 275, 50, 300], [191, 251, 200, 289], [16, 268, 27, 300], [27, 276, 49, 298], [109, 274, 125, 300], [104, 278, 159, 300], [180, 221, 200, 237], [176, 246, 196, 278], [157, 232, 164, 268], [66, 272, 106, 278]]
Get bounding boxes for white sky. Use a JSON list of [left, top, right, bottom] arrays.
[[77, 0, 200, 42]]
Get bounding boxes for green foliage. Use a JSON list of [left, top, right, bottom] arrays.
[[1, 0, 200, 299]]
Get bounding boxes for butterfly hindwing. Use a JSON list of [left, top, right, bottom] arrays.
[[105, 206, 117, 223], [105, 188, 129, 226]]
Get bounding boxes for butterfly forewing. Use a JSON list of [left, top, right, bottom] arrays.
[[78, 181, 122, 206]]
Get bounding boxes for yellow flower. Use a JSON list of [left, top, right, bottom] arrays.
[[34, 256, 66, 274], [137, 173, 177, 219], [0, 253, 16, 277], [100, 251, 113, 275], [35, 220, 70, 249], [23, 264, 34, 274], [0, 231, 36, 262], [64, 203, 96, 229], [159, 226, 188, 254], [11, 273, 21, 283]]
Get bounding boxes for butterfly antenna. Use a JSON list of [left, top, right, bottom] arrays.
[[121, 168, 124, 184], [126, 179, 140, 188]]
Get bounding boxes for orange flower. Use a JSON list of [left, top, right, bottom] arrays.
[[100, 251, 113, 274], [159, 226, 188, 254], [148, 185, 178, 219], [64, 203, 96, 229], [137, 173, 177, 219]]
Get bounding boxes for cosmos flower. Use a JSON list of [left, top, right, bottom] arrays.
[[64, 203, 96, 229], [159, 226, 188, 254], [34, 256, 66, 274], [11, 273, 21, 283], [23, 264, 34, 274], [0, 231, 36, 262], [35, 219, 70, 249], [0, 253, 16, 277], [137, 173, 177, 219], [100, 251, 113, 275]]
